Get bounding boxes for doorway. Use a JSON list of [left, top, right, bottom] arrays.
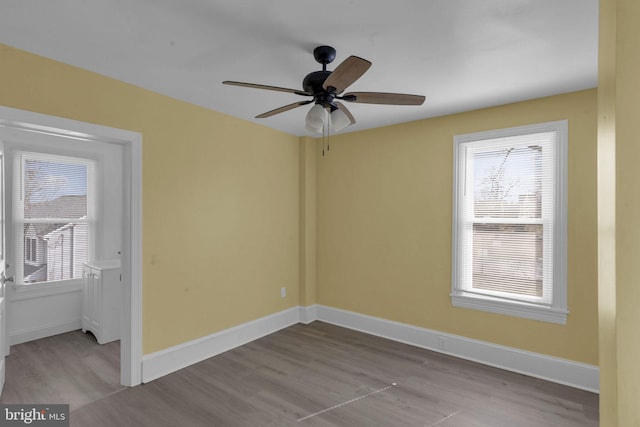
[[0, 106, 142, 389]]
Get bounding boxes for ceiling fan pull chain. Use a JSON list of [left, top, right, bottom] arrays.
[[324, 124, 327, 156], [327, 114, 331, 152]]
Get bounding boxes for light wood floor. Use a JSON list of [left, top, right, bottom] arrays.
[[2, 323, 598, 426]]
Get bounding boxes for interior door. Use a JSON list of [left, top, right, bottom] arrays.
[[0, 140, 7, 396]]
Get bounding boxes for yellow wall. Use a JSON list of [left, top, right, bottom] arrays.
[[598, 0, 640, 424], [597, 0, 617, 422], [0, 42, 600, 372], [317, 89, 598, 364], [0, 44, 301, 354]]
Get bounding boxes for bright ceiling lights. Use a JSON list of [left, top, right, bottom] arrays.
[[330, 108, 351, 132], [305, 104, 351, 134], [305, 104, 325, 133]]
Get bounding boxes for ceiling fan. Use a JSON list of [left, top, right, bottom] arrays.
[[223, 45, 426, 133]]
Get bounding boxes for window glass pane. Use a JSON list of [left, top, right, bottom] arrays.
[[472, 223, 543, 297], [473, 145, 542, 219], [23, 222, 87, 284], [24, 159, 88, 219]]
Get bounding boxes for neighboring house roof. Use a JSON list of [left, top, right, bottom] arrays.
[[26, 195, 87, 219], [25, 195, 87, 238], [26, 223, 65, 238], [43, 218, 86, 240]]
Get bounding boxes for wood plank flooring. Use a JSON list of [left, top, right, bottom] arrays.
[[0, 330, 122, 411], [2, 322, 598, 426]]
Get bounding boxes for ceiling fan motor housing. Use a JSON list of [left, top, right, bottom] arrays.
[[302, 71, 331, 95], [302, 70, 335, 108]]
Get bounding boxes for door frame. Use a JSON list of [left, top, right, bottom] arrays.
[[0, 106, 143, 387]]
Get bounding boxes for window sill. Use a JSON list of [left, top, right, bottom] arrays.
[[11, 279, 82, 301], [451, 293, 568, 325]]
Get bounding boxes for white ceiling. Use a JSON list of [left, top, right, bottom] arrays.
[[0, 0, 599, 137]]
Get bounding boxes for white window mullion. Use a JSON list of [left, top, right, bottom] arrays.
[[471, 217, 543, 225]]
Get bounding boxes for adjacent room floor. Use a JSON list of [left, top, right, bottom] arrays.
[[1, 322, 598, 426], [0, 330, 122, 410]]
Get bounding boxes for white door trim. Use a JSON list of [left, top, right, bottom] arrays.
[[0, 106, 143, 386]]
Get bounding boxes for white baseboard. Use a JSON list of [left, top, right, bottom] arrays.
[[298, 304, 317, 324], [139, 304, 599, 393], [141, 306, 301, 383], [312, 305, 599, 393], [10, 319, 82, 346], [0, 358, 4, 395]]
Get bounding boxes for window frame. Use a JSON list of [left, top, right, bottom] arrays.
[[451, 120, 568, 324], [14, 151, 96, 286]]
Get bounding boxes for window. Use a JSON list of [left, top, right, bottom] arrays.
[[451, 121, 568, 324], [16, 152, 94, 285], [24, 237, 36, 262]]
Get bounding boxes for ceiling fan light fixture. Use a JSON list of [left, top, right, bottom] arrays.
[[305, 104, 326, 130], [305, 123, 323, 134], [330, 109, 351, 132]]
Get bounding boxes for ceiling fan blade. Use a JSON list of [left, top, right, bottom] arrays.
[[322, 56, 372, 94], [342, 92, 426, 105], [334, 102, 356, 125], [223, 81, 311, 96], [255, 100, 313, 118]]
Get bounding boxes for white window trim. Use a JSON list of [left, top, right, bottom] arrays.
[[13, 150, 96, 286], [451, 120, 568, 324]]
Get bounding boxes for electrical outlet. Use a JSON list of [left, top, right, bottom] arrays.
[[280, 287, 286, 298]]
